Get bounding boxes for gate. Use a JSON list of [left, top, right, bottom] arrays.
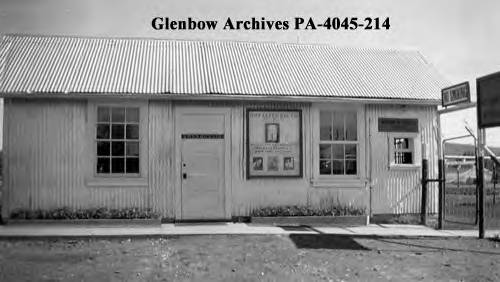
[[443, 153, 478, 229], [443, 142, 500, 229]]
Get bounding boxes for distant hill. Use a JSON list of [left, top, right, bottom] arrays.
[[444, 143, 500, 184], [445, 142, 500, 156]]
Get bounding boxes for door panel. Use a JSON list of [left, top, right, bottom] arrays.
[[178, 111, 227, 220], [181, 138, 225, 219]]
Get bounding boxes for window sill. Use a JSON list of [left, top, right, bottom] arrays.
[[86, 177, 148, 187], [311, 178, 366, 189], [389, 164, 421, 171]]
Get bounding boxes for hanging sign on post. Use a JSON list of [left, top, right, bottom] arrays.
[[441, 81, 470, 107]]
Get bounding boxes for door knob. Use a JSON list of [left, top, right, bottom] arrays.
[[183, 173, 187, 179]]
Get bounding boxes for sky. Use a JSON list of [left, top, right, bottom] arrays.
[[0, 0, 499, 146]]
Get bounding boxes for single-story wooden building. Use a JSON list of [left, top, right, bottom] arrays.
[[0, 34, 447, 221]]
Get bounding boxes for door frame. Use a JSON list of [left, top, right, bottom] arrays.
[[174, 106, 232, 220]]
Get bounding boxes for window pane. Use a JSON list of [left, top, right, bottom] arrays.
[[346, 160, 357, 175], [111, 141, 125, 156], [320, 160, 331, 175], [111, 124, 124, 139], [126, 142, 139, 157], [332, 112, 345, 140], [126, 124, 139, 139], [97, 158, 110, 173], [96, 124, 110, 139], [345, 112, 357, 141], [97, 141, 110, 156], [394, 152, 402, 164], [332, 160, 344, 175], [111, 158, 125, 173], [97, 107, 110, 122], [126, 158, 140, 173], [402, 152, 413, 164], [394, 152, 413, 164], [332, 144, 343, 159], [319, 144, 331, 159], [126, 108, 139, 123], [345, 144, 357, 160], [394, 138, 409, 150], [111, 108, 125, 122], [320, 112, 332, 141]]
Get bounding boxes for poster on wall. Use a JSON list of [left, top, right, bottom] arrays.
[[246, 109, 302, 178]]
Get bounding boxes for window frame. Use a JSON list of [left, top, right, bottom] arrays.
[[393, 137, 414, 165], [388, 132, 421, 170], [312, 103, 366, 187], [319, 111, 359, 176], [95, 106, 141, 176], [86, 99, 149, 187]]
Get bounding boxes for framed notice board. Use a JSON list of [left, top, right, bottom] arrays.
[[477, 71, 500, 129], [246, 109, 303, 178]]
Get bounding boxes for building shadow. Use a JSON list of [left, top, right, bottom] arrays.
[[277, 225, 312, 232], [289, 234, 370, 250]]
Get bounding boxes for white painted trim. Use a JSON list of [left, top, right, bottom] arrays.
[[85, 99, 149, 187], [0, 93, 441, 106], [389, 164, 421, 170], [86, 178, 148, 187], [311, 103, 366, 185], [311, 178, 366, 189], [1, 99, 10, 220], [387, 132, 422, 168]]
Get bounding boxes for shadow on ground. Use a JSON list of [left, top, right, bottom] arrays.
[[289, 234, 371, 250], [289, 232, 500, 255]]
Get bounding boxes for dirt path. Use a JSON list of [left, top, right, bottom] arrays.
[[1, 235, 499, 281]]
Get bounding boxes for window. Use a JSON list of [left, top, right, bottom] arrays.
[[393, 137, 414, 164], [96, 106, 140, 175], [319, 110, 358, 175]]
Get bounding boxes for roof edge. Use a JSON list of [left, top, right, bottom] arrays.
[[0, 92, 441, 105]]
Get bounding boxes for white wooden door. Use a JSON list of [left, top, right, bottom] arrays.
[[177, 110, 228, 220], [181, 137, 225, 220]]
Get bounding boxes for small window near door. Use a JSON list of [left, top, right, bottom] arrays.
[[96, 106, 140, 175], [393, 137, 413, 164]]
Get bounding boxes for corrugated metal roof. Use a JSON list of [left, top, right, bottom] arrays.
[[0, 34, 448, 102]]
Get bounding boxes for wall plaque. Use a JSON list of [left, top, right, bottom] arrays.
[[378, 118, 419, 133], [246, 109, 302, 178]]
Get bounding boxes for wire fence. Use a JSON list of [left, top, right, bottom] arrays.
[[443, 156, 500, 229]]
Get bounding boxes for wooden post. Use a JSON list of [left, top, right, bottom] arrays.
[[438, 158, 444, 229], [437, 109, 444, 229], [421, 143, 428, 225], [493, 163, 497, 205], [478, 129, 485, 239]]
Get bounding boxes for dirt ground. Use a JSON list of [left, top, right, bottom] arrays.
[[1, 235, 500, 281]]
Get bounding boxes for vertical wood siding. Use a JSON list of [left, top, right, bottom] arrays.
[[2, 98, 438, 219], [148, 100, 175, 218], [229, 101, 311, 216], [2, 98, 166, 216], [227, 101, 367, 216], [367, 104, 438, 214]]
